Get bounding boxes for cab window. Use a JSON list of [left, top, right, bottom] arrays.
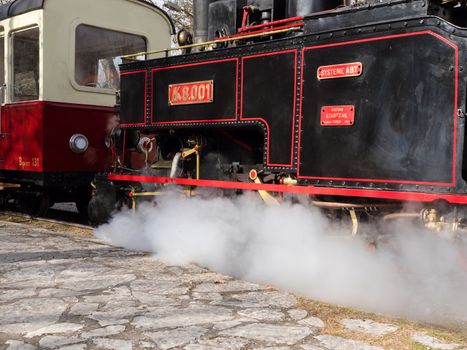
[[12, 27, 40, 102], [75, 25, 146, 90]]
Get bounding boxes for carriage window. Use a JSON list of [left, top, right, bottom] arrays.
[[12, 27, 40, 102], [75, 25, 146, 90]]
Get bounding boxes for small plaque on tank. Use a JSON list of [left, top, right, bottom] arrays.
[[317, 62, 362, 80], [320, 105, 355, 126], [168, 80, 214, 106]]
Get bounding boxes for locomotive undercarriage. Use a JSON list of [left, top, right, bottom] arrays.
[[91, 179, 467, 262], [91, 126, 467, 244], [85, 0, 467, 274]]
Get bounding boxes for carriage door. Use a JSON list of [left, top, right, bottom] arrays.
[[0, 31, 6, 162]]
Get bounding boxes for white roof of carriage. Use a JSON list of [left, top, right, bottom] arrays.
[[0, 0, 175, 33]]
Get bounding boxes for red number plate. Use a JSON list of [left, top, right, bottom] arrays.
[[317, 62, 362, 80], [321, 105, 355, 126], [169, 80, 214, 106]]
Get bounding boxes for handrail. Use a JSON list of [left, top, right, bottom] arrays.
[[121, 26, 303, 61]]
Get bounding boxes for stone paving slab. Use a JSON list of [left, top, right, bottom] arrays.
[[0, 221, 464, 350], [411, 333, 460, 350], [340, 319, 398, 337]]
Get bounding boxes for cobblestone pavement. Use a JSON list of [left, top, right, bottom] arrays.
[[0, 221, 465, 350]]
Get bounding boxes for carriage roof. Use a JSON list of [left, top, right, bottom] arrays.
[[0, 0, 43, 21], [0, 0, 175, 32]]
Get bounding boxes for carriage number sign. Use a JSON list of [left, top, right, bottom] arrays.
[[169, 80, 214, 106]]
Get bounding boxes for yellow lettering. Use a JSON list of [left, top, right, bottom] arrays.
[[171, 86, 181, 102], [198, 84, 206, 100], [182, 86, 189, 101], [190, 85, 198, 101], [32, 157, 40, 168]]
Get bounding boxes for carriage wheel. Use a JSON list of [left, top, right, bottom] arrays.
[[20, 193, 49, 217]]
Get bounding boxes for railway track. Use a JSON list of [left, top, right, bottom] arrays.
[[0, 206, 93, 237]]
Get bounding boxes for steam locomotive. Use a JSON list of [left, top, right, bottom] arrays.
[[92, 0, 467, 233]]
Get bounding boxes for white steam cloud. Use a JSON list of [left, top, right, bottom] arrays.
[[96, 191, 467, 324]]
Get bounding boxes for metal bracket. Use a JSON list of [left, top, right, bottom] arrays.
[[349, 208, 359, 236], [249, 169, 279, 205], [182, 145, 200, 180]]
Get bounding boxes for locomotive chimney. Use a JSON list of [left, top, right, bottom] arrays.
[[193, 0, 217, 43], [287, 0, 343, 17]]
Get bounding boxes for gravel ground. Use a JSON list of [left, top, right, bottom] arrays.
[[0, 220, 465, 350]]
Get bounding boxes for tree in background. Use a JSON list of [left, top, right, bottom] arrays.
[[145, 0, 193, 31]]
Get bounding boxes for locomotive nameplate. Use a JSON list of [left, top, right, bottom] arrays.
[[168, 80, 214, 106], [320, 106, 355, 126], [317, 62, 362, 80]]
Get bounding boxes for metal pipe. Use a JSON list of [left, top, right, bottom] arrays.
[[170, 152, 182, 178], [196, 151, 200, 180], [193, 0, 217, 43], [310, 201, 397, 209], [383, 213, 421, 221], [131, 192, 164, 197], [287, 0, 342, 17], [311, 201, 366, 209], [131, 188, 136, 211], [122, 27, 303, 60], [130, 190, 164, 211], [349, 209, 358, 236], [238, 16, 304, 33]]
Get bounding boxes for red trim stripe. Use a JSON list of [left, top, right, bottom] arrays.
[[107, 174, 467, 204]]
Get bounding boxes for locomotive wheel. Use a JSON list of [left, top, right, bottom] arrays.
[[75, 196, 91, 218], [0, 193, 6, 210], [88, 177, 117, 226]]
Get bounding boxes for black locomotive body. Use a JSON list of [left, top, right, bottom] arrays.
[[94, 0, 467, 228]]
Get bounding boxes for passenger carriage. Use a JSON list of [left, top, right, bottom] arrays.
[[0, 0, 174, 215]]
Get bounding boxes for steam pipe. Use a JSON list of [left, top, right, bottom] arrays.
[[383, 213, 421, 221], [193, 0, 217, 43], [170, 152, 182, 178], [311, 201, 398, 209]]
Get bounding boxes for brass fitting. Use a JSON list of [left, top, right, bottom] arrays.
[[281, 176, 297, 186], [422, 208, 446, 232]]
